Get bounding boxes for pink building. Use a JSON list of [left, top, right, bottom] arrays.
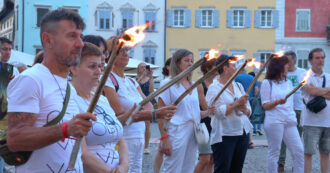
[[276, 0, 330, 72]]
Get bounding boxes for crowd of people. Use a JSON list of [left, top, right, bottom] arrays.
[[0, 8, 329, 173]]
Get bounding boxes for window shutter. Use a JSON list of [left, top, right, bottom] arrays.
[[145, 12, 152, 31], [144, 49, 150, 63], [195, 10, 201, 28], [167, 10, 174, 27], [226, 10, 233, 28], [185, 9, 191, 27], [213, 10, 220, 28], [254, 10, 261, 28], [128, 11, 134, 28], [253, 53, 260, 61], [151, 12, 156, 30], [272, 10, 279, 28], [150, 49, 156, 64], [244, 10, 251, 28]]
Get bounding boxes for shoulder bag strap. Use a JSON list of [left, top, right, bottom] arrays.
[[44, 83, 71, 126], [109, 72, 119, 92], [322, 75, 326, 88]]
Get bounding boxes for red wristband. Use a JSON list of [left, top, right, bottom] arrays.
[[275, 100, 278, 105], [62, 122, 69, 138], [153, 135, 169, 142]]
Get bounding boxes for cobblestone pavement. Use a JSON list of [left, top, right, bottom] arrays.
[[142, 122, 329, 173]]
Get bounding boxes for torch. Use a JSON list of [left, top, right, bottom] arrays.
[[245, 51, 284, 95], [211, 58, 251, 105], [285, 69, 312, 100], [125, 49, 220, 125], [68, 23, 151, 168]]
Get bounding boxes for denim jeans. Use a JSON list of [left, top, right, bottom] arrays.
[[0, 157, 5, 173], [211, 131, 249, 173]]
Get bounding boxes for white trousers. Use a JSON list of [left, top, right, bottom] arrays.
[[125, 138, 144, 173], [264, 119, 304, 173], [163, 121, 198, 173]]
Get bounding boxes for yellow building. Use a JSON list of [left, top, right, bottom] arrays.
[[166, 0, 277, 79]]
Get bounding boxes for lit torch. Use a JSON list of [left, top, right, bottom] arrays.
[[211, 56, 248, 105], [245, 50, 284, 95], [126, 49, 220, 126], [68, 23, 150, 168], [285, 69, 312, 100]]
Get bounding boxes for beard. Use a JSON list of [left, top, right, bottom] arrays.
[[60, 49, 81, 67]]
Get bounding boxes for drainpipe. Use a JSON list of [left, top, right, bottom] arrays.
[[21, 0, 24, 51], [164, 0, 167, 79]]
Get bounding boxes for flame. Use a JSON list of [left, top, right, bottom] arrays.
[[229, 55, 245, 63], [205, 49, 220, 60], [301, 69, 312, 84], [247, 58, 262, 69], [274, 50, 285, 58], [119, 22, 151, 47]]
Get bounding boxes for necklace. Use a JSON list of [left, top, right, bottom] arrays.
[[51, 73, 65, 100]]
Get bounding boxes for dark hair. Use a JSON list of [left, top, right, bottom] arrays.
[[215, 54, 230, 75], [248, 72, 255, 77], [82, 35, 108, 53], [162, 58, 171, 76], [40, 8, 85, 46], [308, 48, 325, 60], [33, 51, 44, 65], [81, 42, 102, 60], [201, 57, 217, 75], [0, 37, 12, 47], [265, 55, 289, 80], [284, 51, 297, 61]]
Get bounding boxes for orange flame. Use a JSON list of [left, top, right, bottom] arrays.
[[274, 50, 285, 58], [119, 22, 151, 47], [247, 58, 262, 69], [229, 55, 245, 63], [205, 49, 220, 60], [301, 69, 312, 84]]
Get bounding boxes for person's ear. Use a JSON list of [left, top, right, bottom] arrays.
[[41, 32, 55, 49]]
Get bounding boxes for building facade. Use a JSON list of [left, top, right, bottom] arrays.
[[87, 0, 166, 80], [13, 0, 88, 55], [276, 0, 330, 72], [0, 0, 14, 40], [166, 0, 278, 79]]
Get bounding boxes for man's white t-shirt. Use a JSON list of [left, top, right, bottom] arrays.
[[7, 64, 83, 173], [105, 72, 145, 139], [287, 67, 306, 111], [75, 95, 123, 169], [301, 72, 330, 127]]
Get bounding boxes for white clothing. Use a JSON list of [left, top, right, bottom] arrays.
[[159, 78, 201, 125], [301, 71, 330, 127], [261, 78, 304, 173], [126, 138, 144, 173], [105, 72, 145, 139], [287, 68, 306, 111], [264, 120, 304, 173], [74, 95, 123, 169], [163, 121, 198, 173], [260, 79, 296, 123], [206, 80, 252, 145], [7, 64, 83, 173]]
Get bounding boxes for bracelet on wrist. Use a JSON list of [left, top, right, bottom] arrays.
[[275, 100, 278, 105], [152, 109, 157, 120]]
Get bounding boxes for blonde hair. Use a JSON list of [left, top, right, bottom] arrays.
[[137, 62, 146, 78], [170, 49, 193, 84]]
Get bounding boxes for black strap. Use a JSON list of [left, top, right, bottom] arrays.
[[109, 72, 119, 92], [322, 75, 326, 88], [44, 83, 71, 126]]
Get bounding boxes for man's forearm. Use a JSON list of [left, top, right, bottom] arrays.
[[7, 124, 64, 152]]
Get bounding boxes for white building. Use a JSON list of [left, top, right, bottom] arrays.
[[0, 0, 14, 40], [87, 0, 166, 81]]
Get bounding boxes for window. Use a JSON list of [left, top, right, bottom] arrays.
[[296, 9, 310, 32], [170, 49, 178, 56], [36, 8, 49, 27], [174, 9, 184, 27], [233, 10, 244, 27], [261, 10, 272, 27], [201, 10, 213, 27], [145, 12, 156, 31], [98, 10, 111, 30], [144, 48, 156, 64], [122, 10, 134, 30], [35, 48, 42, 55], [129, 49, 134, 59], [296, 50, 309, 69], [260, 53, 272, 64]]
